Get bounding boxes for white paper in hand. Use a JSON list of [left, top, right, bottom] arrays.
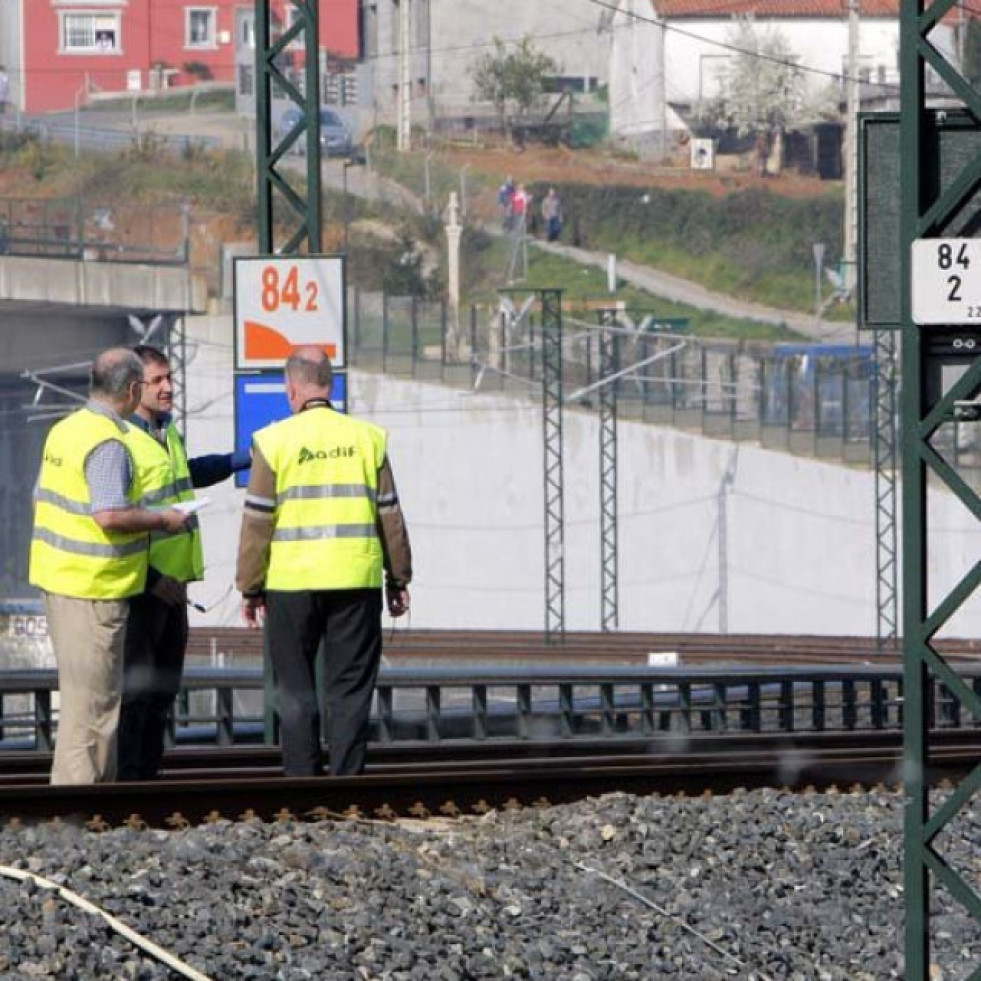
[[174, 497, 210, 516], [149, 497, 211, 515]]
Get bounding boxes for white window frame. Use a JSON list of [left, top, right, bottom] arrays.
[[59, 11, 122, 55], [186, 7, 218, 50]]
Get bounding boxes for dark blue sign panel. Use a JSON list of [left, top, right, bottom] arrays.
[[234, 370, 348, 487]]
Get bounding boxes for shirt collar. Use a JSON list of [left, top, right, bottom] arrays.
[[84, 398, 128, 432], [300, 398, 332, 413], [130, 410, 172, 437]]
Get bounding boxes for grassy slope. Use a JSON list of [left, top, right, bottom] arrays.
[[372, 148, 818, 340], [2, 126, 833, 341]]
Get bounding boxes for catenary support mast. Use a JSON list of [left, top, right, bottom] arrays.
[[900, 1, 981, 975], [255, 0, 322, 255]]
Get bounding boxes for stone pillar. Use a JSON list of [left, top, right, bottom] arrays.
[[445, 191, 463, 360]]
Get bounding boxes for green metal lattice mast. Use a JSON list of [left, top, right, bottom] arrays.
[[255, 1, 323, 747], [255, 0, 322, 255], [541, 290, 565, 644], [900, 2, 981, 976]]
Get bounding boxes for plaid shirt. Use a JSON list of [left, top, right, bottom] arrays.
[[82, 400, 133, 512]]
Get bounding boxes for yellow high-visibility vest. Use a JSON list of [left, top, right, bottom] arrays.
[[29, 408, 151, 599], [253, 406, 386, 591], [131, 421, 204, 581]]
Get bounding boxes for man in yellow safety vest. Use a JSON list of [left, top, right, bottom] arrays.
[[117, 344, 251, 781], [236, 346, 412, 776], [29, 348, 190, 785]]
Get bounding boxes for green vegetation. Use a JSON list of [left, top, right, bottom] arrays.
[[470, 36, 558, 126], [0, 131, 252, 214], [537, 182, 850, 320], [0, 118, 826, 338], [460, 228, 800, 340], [81, 88, 236, 114]]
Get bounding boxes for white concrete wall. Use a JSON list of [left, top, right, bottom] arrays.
[[608, 0, 669, 138], [183, 314, 981, 638], [370, 0, 609, 118], [664, 18, 907, 109]]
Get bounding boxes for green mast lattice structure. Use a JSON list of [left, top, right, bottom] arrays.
[[255, 0, 323, 255], [900, 2, 981, 976]]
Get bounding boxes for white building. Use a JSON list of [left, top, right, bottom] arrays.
[[362, 0, 609, 126], [607, 0, 964, 147]]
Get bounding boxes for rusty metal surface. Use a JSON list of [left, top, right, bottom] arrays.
[[1, 731, 978, 828]]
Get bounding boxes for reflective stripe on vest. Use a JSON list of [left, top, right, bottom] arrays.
[[253, 407, 386, 591], [130, 422, 205, 581], [29, 408, 150, 599]]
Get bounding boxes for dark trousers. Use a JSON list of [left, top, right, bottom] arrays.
[[118, 593, 188, 780], [266, 588, 383, 777]]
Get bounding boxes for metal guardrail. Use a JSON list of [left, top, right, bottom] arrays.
[[1, 663, 979, 753]]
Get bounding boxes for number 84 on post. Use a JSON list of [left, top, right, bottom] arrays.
[[912, 238, 981, 326]]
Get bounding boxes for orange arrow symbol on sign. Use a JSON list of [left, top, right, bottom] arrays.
[[244, 320, 337, 361]]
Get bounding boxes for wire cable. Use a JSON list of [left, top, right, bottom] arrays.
[[576, 861, 778, 981], [0, 865, 215, 981]]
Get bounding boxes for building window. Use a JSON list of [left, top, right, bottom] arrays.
[[61, 13, 121, 54], [186, 8, 218, 49]]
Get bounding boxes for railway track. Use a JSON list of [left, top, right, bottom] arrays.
[[186, 627, 981, 666], [1, 730, 977, 827]]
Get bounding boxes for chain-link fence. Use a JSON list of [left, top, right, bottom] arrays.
[[0, 196, 189, 264], [346, 287, 879, 467]]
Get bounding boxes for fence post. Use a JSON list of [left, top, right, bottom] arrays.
[[470, 304, 478, 388], [75, 198, 84, 257], [351, 287, 360, 365], [411, 295, 418, 376], [382, 293, 389, 372], [440, 297, 447, 375]]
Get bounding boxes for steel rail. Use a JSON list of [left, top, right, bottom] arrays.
[[186, 628, 981, 665], [1, 728, 979, 782], [0, 732, 977, 827]]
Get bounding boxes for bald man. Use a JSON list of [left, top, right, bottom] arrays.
[[30, 347, 189, 784], [236, 347, 412, 776]]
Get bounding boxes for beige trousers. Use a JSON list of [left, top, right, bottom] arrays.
[[45, 592, 128, 785]]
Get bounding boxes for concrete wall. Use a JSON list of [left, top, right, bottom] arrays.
[[367, 0, 608, 121], [663, 17, 958, 110], [608, 0, 668, 140], [183, 314, 981, 639]]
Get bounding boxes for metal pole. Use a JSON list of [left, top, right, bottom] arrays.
[[813, 241, 825, 317], [842, 0, 860, 293], [536, 289, 565, 644], [900, 3, 927, 974], [598, 316, 618, 631], [398, 0, 412, 152]]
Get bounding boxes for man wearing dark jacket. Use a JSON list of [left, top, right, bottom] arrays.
[[236, 346, 411, 776]]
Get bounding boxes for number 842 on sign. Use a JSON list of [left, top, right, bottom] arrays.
[[912, 239, 981, 325]]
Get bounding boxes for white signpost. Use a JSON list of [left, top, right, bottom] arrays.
[[912, 238, 981, 325], [234, 255, 346, 370]]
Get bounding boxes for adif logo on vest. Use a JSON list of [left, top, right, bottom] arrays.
[[298, 445, 357, 464]]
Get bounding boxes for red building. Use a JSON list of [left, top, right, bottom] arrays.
[[0, 1, 358, 114]]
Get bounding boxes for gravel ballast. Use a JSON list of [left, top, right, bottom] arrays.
[[0, 786, 978, 980]]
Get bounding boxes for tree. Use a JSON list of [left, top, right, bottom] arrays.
[[703, 17, 806, 172], [470, 36, 558, 126]]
